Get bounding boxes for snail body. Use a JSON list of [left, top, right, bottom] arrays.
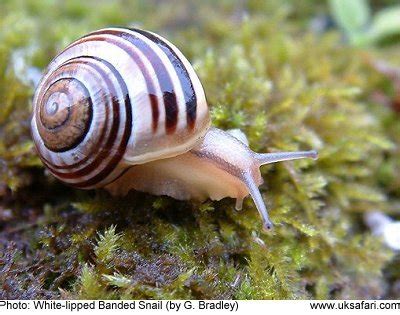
[[31, 28, 317, 231]]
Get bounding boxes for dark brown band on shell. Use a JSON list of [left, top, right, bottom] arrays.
[[133, 28, 197, 130], [87, 29, 180, 133]]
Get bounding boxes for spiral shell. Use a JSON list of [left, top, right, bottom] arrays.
[[31, 28, 210, 188]]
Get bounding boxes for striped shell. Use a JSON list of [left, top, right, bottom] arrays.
[[31, 28, 210, 189]]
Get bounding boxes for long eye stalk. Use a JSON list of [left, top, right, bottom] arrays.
[[243, 173, 274, 231], [255, 150, 318, 165]]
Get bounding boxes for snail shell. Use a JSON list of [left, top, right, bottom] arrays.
[[32, 28, 210, 189]]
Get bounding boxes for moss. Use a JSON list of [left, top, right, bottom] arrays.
[[0, 0, 399, 299]]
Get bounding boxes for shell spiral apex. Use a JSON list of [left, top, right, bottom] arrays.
[[31, 27, 210, 189]]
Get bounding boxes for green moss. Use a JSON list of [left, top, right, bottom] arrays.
[[94, 226, 122, 267], [0, 0, 399, 299]]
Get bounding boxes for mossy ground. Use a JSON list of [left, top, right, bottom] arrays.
[[0, 0, 399, 299]]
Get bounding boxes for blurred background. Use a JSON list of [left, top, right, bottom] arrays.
[[0, 0, 400, 300]]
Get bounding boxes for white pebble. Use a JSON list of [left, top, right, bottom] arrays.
[[364, 211, 400, 251]]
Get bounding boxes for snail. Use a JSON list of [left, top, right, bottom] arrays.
[[31, 27, 318, 231]]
